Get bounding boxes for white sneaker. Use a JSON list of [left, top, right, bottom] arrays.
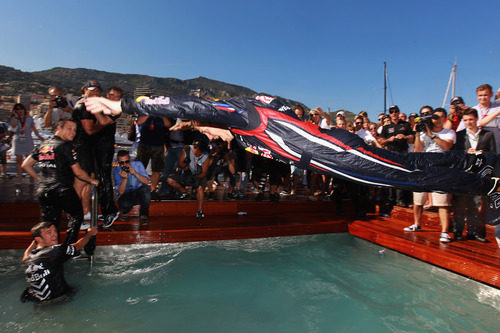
[[440, 232, 451, 243], [80, 221, 91, 230], [83, 212, 91, 220], [404, 224, 421, 232]]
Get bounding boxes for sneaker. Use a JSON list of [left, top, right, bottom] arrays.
[[178, 192, 189, 200], [404, 224, 421, 232], [196, 210, 205, 219], [379, 213, 390, 218], [440, 232, 451, 243], [102, 212, 120, 228], [83, 212, 91, 220], [80, 221, 91, 230], [140, 215, 149, 225]]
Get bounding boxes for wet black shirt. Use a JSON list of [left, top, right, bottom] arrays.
[[72, 100, 117, 147], [30, 135, 77, 193], [24, 243, 77, 302]]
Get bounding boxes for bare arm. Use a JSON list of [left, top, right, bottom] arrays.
[[21, 156, 40, 181], [22, 240, 37, 263], [479, 108, 500, 127], [72, 228, 98, 251], [71, 163, 99, 186]]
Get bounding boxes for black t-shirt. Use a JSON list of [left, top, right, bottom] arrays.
[[30, 135, 78, 193], [380, 120, 413, 153], [24, 243, 78, 302], [72, 100, 118, 147]]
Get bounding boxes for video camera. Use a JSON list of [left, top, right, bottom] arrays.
[[121, 166, 130, 173], [415, 114, 439, 132]]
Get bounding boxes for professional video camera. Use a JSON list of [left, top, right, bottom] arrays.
[[53, 95, 68, 108], [415, 114, 439, 132]]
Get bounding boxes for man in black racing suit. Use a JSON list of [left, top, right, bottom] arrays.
[[22, 119, 99, 247], [21, 221, 97, 303], [84, 95, 500, 225]]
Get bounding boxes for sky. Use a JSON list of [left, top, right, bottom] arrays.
[[1, 0, 499, 121]]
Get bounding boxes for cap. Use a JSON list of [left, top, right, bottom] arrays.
[[409, 113, 418, 118], [389, 105, 400, 112], [450, 96, 464, 105], [336, 111, 345, 117], [82, 80, 102, 91]]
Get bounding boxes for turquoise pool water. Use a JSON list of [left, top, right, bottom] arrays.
[[1, 234, 498, 332]]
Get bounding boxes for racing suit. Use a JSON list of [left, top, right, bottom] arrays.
[[120, 95, 494, 196]]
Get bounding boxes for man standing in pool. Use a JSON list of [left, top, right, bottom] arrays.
[[21, 222, 97, 303], [84, 94, 500, 225], [21, 119, 99, 248]]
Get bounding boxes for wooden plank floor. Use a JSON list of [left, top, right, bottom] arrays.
[[349, 207, 500, 288], [0, 200, 348, 249]]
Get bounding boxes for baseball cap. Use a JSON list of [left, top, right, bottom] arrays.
[[82, 80, 102, 91], [450, 96, 464, 105], [336, 111, 345, 117], [309, 107, 321, 115], [409, 112, 418, 118], [389, 105, 400, 112]]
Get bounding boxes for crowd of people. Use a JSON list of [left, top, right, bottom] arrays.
[[9, 80, 500, 304]]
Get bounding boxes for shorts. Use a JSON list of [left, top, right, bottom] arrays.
[[413, 192, 450, 207], [0, 150, 6, 164], [136, 143, 165, 172]]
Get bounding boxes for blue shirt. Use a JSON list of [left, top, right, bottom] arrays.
[[114, 161, 149, 194]]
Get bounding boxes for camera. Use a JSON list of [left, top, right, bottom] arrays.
[[415, 114, 438, 132], [121, 166, 130, 173], [53, 95, 68, 108]]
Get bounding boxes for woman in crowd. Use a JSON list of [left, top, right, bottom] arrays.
[[9, 103, 44, 188]]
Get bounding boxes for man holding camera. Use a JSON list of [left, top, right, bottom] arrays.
[[43, 87, 73, 131], [445, 96, 467, 131], [404, 106, 456, 242], [114, 150, 151, 225]]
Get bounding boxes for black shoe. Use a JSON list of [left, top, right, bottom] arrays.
[[467, 234, 487, 243], [151, 191, 161, 201], [454, 233, 464, 241], [196, 210, 205, 219], [255, 192, 264, 202], [178, 192, 189, 200], [102, 212, 119, 228], [140, 215, 149, 225]]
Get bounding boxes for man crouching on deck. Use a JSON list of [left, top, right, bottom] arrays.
[[21, 222, 97, 304]]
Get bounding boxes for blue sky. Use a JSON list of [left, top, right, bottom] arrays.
[[1, 0, 499, 121]]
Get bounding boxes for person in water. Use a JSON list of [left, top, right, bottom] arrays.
[[84, 94, 500, 225], [21, 221, 97, 303]]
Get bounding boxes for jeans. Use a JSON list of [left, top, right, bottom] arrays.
[[159, 146, 183, 193], [117, 185, 151, 216]]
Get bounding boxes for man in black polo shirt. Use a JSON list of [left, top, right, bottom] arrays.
[[379, 105, 415, 209], [21, 119, 99, 246]]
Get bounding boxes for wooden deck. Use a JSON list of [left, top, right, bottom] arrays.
[[0, 196, 499, 288]]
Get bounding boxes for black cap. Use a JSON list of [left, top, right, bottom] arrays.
[[409, 112, 418, 118], [82, 80, 102, 91], [451, 96, 464, 105], [389, 105, 400, 112]]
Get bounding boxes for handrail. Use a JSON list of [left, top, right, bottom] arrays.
[[88, 184, 99, 273]]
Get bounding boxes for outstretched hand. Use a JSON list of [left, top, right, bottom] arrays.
[[85, 97, 123, 116]]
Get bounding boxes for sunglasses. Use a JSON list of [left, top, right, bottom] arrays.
[[389, 110, 399, 114], [119, 160, 130, 165]]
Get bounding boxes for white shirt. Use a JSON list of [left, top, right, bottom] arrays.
[[456, 103, 500, 131], [419, 128, 456, 153], [356, 128, 375, 144], [466, 128, 481, 150]]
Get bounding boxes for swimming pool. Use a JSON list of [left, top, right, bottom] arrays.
[[1, 234, 498, 332]]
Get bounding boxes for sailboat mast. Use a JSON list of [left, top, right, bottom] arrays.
[[384, 62, 387, 114], [451, 63, 456, 99]]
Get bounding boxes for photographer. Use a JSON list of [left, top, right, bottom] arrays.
[[167, 140, 211, 219], [444, 96, 467, 131], [43, 87, 73, 131], [405, 106, 456, 243], [114, 150, 151, 225]]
